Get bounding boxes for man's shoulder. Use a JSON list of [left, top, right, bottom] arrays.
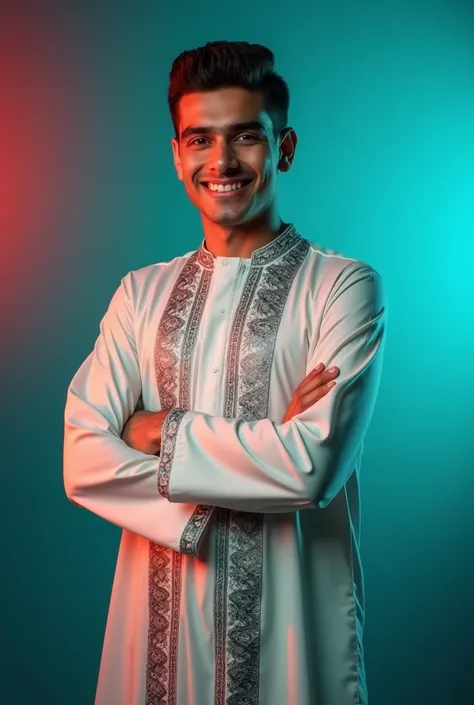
[[303, 238, 379, 281], [300, 238, 385, 316], [121, 249, 197, 295]]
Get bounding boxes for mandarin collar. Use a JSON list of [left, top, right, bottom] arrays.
[[196, 223, 300, 270]]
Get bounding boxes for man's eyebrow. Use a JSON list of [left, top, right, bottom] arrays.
[[180, 121, 266, 140]]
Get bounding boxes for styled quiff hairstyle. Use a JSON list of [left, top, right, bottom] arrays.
[[168, 41, 290, 141]]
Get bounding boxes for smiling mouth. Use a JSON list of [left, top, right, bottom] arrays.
[[201, 179, 253, 197]]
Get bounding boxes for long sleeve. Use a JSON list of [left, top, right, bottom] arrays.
[[63, 274, 213, 556], [158, 262, 387, 513]]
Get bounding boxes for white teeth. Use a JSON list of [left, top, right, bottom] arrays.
[[207, 182, 244, 192]]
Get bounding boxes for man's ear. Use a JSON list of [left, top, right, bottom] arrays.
[[278, 128, 297, 173], [171, 138, 183, 181]]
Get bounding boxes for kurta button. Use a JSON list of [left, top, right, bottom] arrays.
[[221, 308, 225, 313], [212, 366, 218, 373], [223, 260, 229, 266]]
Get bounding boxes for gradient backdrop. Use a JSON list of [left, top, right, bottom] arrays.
[[2, 1, 474, 703]]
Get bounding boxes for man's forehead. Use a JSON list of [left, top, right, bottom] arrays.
[[177, 89, 271, 130]]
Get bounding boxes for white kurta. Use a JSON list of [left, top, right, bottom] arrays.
[[63, 224, 387, 705]]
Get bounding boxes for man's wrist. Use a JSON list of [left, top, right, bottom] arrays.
[[151, 409, 172, 452]]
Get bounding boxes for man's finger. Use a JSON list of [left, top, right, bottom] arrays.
[[296, 366, 325, 395], [300, 380, 336, 407], [298, 366, 339, 398]]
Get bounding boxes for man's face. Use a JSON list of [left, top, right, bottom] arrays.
[[171, 87, 294, 227]]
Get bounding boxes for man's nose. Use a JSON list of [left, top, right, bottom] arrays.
[[208, 140, 239, 172]]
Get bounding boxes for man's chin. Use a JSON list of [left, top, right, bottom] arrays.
[[203, 208, 249, 227]]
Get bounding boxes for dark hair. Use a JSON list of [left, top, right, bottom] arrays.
[[168, 41, 290, 140]]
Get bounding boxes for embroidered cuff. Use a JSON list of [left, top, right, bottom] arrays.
[[179, 504, 215, 557], [157, 407, 188, 499]]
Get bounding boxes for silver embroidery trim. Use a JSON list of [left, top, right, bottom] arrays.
[[197, 223, 299, 270], [223, 267, 262, 418], [214, 507, 231, 705], [180, 268, 213, 408], [251, 223, 299, 267], [154, 253, 200, 410], [179, 503, 215, 557], [227, 510, 263, 705], [146, 548, 181, 705], [214, 233, 310, 705], [197, 240, 215, 270], [157, 408, 188, 499], [147, 253, 215, 704]]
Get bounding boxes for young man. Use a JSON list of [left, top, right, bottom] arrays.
[[64, 41, 386, 705]]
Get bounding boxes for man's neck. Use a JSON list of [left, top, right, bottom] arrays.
[[201, 213, 288, 259]]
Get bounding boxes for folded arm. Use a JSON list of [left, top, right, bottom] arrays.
[[159, 262, 387, 513], [63, 275, 213, 557]]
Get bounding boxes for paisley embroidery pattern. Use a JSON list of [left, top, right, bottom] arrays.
[[147, 254, 214, 704], [226, 510, 264, 705], [154, 253, 200, 410], [239, 239, 310, 422], [180, 268, 213, 409], [180, 503, 216, 557], [214, 508, 231, 705], [157, 408, 188, 500], [146, 548, 181, 705], [223, 266, 262, 419], [214, 227, 310, 705]]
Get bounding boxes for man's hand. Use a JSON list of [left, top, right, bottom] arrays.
[[121, 409, 171, 455], [282, 363, 339, 423]]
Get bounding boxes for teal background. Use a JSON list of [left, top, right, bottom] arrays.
[[2, 0, 474, 703]]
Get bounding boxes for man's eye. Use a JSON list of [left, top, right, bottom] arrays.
[[236, 133, 258, 141], [188, 133, 259, 147]]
